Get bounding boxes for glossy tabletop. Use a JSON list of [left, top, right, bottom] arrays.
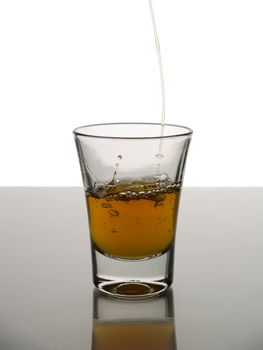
[[0, 187, 262, 350]]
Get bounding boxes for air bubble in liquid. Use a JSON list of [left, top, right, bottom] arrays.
[[101, 203, 112, 208], [108, 209, 119, 217]]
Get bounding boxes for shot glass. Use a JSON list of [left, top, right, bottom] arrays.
[[73, 123, 192, 298]]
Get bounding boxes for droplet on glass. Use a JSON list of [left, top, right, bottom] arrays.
[[156, 153, 164, 159], [159, 174, 167, 181]]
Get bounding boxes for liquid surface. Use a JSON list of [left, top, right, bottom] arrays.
[[86, 180, 180, 260], [92, 320, 175, 350]]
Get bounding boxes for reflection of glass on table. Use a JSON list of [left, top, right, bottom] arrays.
[[92, 288, 177, 350]]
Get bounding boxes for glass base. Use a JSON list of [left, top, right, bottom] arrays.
[[91, 245, 174, 299], [99, 281, 167, 299]]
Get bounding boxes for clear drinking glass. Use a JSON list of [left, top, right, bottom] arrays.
[[73, 123, 192, 298]]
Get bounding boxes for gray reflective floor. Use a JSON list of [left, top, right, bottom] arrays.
[[0, 187, 263, 350]]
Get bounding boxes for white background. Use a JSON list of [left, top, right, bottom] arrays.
[[0, 0, 262, 186]]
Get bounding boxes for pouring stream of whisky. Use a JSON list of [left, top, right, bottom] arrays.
[[148, 0, 166, 149], [108, 1, 166, 185]]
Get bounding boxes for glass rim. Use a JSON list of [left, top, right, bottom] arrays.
[[73, 122, 193, 140]]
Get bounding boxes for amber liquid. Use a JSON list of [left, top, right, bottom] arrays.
[[86, 182, 180, 260], [92, 320, 175, 350]]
